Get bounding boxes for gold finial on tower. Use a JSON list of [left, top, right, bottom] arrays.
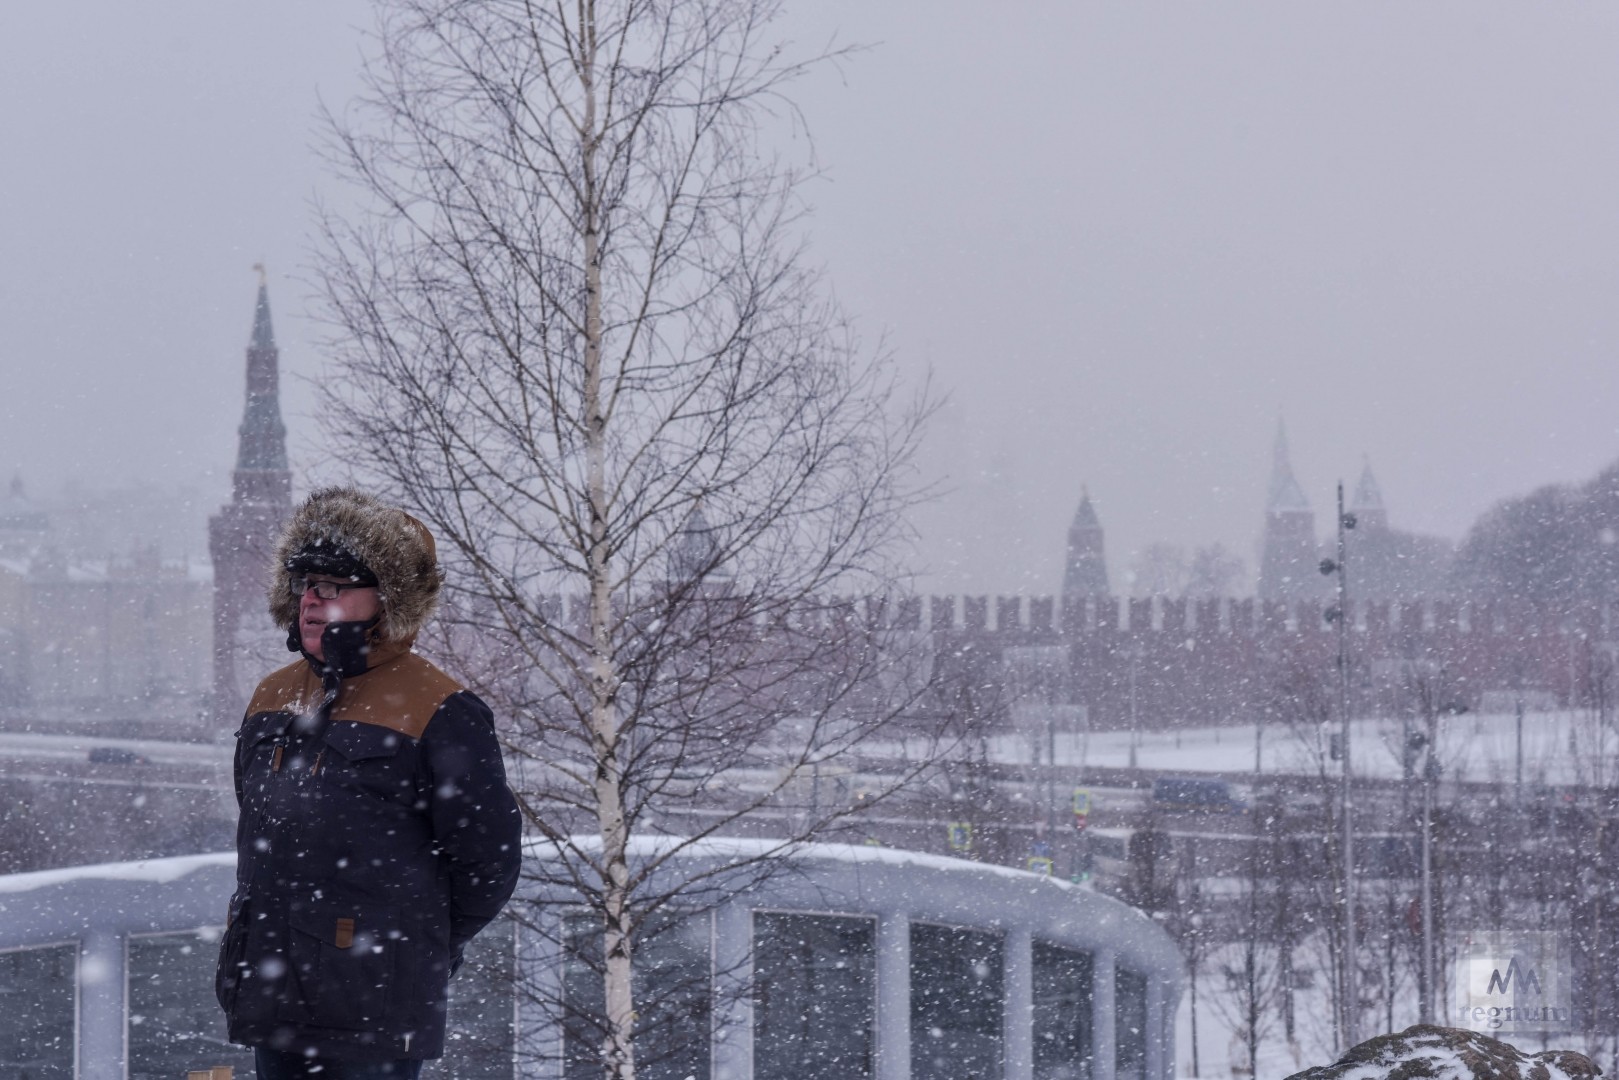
[[252, 262, 267, 287]]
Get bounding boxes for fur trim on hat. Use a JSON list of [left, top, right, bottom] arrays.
[[268, 488, 443, 645]]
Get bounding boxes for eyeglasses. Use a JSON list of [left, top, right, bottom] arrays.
[[290, 577, 377, 600]]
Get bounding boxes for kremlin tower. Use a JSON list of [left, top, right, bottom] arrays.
[[1256, 421, 1321, 600], [208, 272, 293, 719], [1062, 488, 1110, 596]]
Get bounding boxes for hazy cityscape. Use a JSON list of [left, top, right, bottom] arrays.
[[3, 5, 1619, 1080]]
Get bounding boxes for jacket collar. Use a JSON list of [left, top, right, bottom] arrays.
[[297, 619, 415, 683]]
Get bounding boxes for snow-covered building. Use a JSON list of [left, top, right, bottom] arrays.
[[0, 842, 1182, 1080], [0, 547, 212, 715]]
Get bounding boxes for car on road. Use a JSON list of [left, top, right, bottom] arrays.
[[1150, 775, 1248, 815]]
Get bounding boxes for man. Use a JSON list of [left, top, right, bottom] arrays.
[[216, 488, 523, 1080]]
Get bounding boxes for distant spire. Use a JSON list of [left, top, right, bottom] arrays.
[[1351, 456, 1389, 530], [235, 274, 289, 475], [1063, 486, 1110, 595], [1351, 458, 1383, 509], [249, 265, 276, 352], [211, 274, 295, 718], [1071, 487, 1101, 531], [0, 471, 48, 536], [1257, 421, 1321, 600], [1267, 419, 1310, 514], [670, 501, 730, 586]]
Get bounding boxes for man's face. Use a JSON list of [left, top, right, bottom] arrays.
[[297, 576, 382, 660]]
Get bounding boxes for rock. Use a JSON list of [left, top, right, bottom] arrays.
[[1282, 1024, 1602, 1080]]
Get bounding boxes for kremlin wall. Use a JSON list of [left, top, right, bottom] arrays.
[[0, 284, 1610, 740], [915, 589, 1602, 734]]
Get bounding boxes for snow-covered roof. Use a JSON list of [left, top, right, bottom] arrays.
[[530, 833, 1072, 881], [523, 834, 1172, 944]]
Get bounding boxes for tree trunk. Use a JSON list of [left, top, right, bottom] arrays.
[[578, 8, 635, 1077], [1245, 939, 1259, 1076], [1189, 960, 1200, 1078]]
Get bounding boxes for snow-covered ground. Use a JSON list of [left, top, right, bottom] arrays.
[[987, 709, 1612, 787], [985, 709, 1617, 1075], [1173, 941, 1333, 1080], [1168, 936, 1608, 1079]]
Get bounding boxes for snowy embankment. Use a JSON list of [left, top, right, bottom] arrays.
[[1281, 1025, 1600, 1080], [982, 709, 1606, 785]]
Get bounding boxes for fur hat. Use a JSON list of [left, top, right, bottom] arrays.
[[282, 538, 378, 587], [268, 488, 443, 644]]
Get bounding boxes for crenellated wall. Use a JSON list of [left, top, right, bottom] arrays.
[[919, 593, 1613, 732], [508, 589, 1612, 734]]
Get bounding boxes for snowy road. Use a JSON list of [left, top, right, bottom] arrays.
[[0, 731, 230, 769]]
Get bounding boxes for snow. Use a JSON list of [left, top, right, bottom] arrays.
[[0, 731, 231, 766], [65, 560, 109, 583], [0, 851, 233, 894], [1241, 1025, 1601, 1080], [986, 708, 1603, 785], [531, 832, 1103, 889]]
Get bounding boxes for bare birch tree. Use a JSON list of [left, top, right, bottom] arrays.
[[1206, 810, 1287, 1077], [1272, 654, 1356, 1052], [313, 2, 932, 1077]]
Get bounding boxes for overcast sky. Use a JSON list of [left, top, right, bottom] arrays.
[[4, 3, 1618, 595]]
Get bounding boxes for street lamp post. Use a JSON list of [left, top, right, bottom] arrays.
[[1507, 658, 1525, 796], [1420, 735, 1436, 1024], [1047, 707, 1057, 833], [1128, 641, 1141, 771], [1320, 481, 1358, 1048]]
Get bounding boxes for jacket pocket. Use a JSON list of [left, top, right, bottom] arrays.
[[214, 893, 250, 1014], [322, 721, 418, 803], [281, 898, 402, 1031], [237, 711, 295, 805], [238, 710, 295, 751]]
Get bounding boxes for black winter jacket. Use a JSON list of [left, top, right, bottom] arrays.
[[216, 638, 522, 1061]]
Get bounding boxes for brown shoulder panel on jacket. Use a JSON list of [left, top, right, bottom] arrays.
[[245, 659, 320, 718], [329, 652, 464, 739]]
